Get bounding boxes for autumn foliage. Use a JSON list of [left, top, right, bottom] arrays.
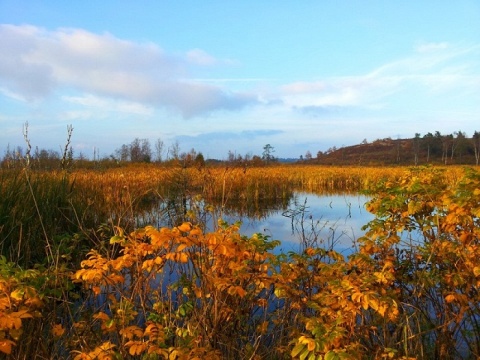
[[0, 165, 479, 359]]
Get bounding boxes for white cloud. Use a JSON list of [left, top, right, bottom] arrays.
[[186, 49, 217, 66], [62, 94, 154, 116], [0, 24, 257, 117]]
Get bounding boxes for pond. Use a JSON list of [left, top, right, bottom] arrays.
[[224, 192, 373, 254], [138, 192, 373, 255]]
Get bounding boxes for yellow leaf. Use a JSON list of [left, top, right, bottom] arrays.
[[352, 292, 363, 303], [169, 349, 179, 360], [368, 298, 379, 312], [10, 289, 24, 301], [142, 259, 154, 272], [362, 295, 369, 310]]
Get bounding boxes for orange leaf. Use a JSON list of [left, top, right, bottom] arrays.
[[178, 252, 189, 263], [236, 286, 247, 298], [445, 294, 456, 303], [126, 341, 146, 356], [190, 227, 202, 236], [177, 222, 192, 232], [52, 323, 66, 337], [217, 244, 227, 256], [177, 243, 188, 252], [92, 286, 101, 295], [0, 339, 15, 355]]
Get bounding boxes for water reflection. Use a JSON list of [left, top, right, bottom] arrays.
[[137, 191, 373, 255], [223, 192, 373, 254]]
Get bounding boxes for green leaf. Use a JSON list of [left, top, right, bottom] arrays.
[[299, 348, 310, 360], [109, 235, 124, 244], [291, 343, 306, 358], [325, 351, 339, 360]]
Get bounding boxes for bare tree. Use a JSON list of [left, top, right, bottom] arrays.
[[130, 138, 142, 162], [140, 139, 152, 162], [60, 124, 73, 170], [154, 138, 164, 162], [169, 140, 181, 160], [116, 144, 130, 162], [412, 133, 421, 166], [473, 131, 480, 166]]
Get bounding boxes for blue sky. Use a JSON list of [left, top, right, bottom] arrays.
[[1, 1, 479, 160]]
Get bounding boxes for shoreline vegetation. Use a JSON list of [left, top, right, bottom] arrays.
[[0, 163, 479, 359]]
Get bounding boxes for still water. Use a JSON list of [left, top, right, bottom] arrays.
[[219, 192, 373, 254], [138, 192, 373, 255]]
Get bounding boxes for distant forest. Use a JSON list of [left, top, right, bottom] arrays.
[[2, 129, 480, 169]]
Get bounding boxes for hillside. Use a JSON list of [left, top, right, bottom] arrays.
[[305, 136, 480, 166]]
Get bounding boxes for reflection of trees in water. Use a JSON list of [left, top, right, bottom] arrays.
[[135, 190, 295, 230], [131, 165, 298, 229], [282, 192, 360, 252], [134, 188, 363, 256]]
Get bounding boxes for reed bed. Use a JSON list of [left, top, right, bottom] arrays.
[[67, 164, 465, 202], [0, 164, 466, 267]]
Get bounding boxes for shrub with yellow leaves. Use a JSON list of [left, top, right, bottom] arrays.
[[72, 220, 280, 359], [0, 256, 43, 355]]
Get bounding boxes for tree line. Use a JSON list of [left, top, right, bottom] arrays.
[[1, 124, 278, 170]]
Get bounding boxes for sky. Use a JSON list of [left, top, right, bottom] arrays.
[[0, 1, 479, 160]]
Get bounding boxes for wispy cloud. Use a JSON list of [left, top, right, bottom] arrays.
[[61, 94, 154, 120], [0, 24, 258, 117], [186, 49, 218, 66], [277, 42, 480, 114], [415, 41, 449, 54]]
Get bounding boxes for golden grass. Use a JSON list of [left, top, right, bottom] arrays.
[[67, 164, 466, 202]]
